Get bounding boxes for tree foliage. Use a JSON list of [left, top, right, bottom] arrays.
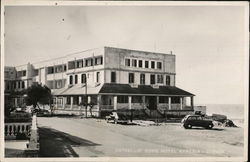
[[26, 83, 52, 109], [5, 89, 27, 117]]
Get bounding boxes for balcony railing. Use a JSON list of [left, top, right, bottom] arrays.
[[5, 122, 31, 140], [183, 106, 193, 110], [100, 105, 114, 110], [65, 104, 71, 109]]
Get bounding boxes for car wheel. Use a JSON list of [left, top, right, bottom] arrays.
[[207, 124, 213, 129], [187, 124, 192, 129]]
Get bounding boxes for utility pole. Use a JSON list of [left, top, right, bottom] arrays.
[[85, 75, 88, 118]]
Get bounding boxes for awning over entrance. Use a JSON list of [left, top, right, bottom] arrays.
[[51, 87, 68, 95], [54, 84, 102, 96], [99, 83, 194, 96]]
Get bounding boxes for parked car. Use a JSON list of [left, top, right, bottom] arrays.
[[181, 114, 214, 129], [105, 110, 132, 124], [106, 111, 119, 123], [36, 109, 51, 117], [5, 109, 32, 123]]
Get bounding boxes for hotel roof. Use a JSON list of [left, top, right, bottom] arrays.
[[99, 83, 194, 96]]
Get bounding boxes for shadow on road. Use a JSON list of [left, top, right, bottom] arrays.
[[39, 127, 100, 157], [189, 127, 224, 131]]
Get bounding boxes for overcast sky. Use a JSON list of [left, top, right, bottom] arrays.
[[4, 4, 247, 104]]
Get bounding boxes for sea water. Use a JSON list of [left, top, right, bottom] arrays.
[[205, 104, 245, 127]]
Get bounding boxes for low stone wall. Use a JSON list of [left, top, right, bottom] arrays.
[[54, 109, 99, 117], [117, 103, 129, 109], [117, 103, 144, 109], [165, 110, 194, 118], [131, 103, 144, 109]]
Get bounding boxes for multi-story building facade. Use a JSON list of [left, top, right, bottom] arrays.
[[4, 47, 194, 117]]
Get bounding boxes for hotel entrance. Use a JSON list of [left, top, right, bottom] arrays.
[[146, 96, 157, 110]]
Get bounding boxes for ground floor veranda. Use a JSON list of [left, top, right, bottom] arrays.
[[6, 83, 195, 117], [53, 94, 194, 117]]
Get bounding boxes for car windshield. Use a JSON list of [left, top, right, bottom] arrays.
[[197, 116, 203, 120], [188, 116, 197, 120]]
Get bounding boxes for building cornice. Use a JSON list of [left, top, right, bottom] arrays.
[[65, 67, 176, 75]]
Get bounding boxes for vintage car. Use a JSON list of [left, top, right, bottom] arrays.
[[106, 110, 133, 124], [181, 114, 214, 129]]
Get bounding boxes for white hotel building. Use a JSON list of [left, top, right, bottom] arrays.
[[5, 47, 195, 117]]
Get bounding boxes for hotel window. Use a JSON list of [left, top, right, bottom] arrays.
[[85, 58, 93, 67], [22, 81, 25, 88], [57, 98, 63, 105], [73, 96, 79, 105], [81, 96, 88, 104], [118, 96, 128, 103], [132, 96, 142, 103], [75, 75, 78, 84], [81, 74, 86, 83], [47, 66, 54, 74], [55, 65, 62, 73], [55, 80, 59, 89], [18, 70, 26, 77], [157, 74, 163, 83], [47, 80, 54, 89], [145, 61, 149, 68], [90, 96, 98, 105], [76, 59, 83, 68], [132, 59, 137, 67], [172, 97, 180, 104], [150, 74, 155, 84], [159, 96, 168, 103], [68, 61, 75, 70], [140, 73, 145, 85], [125, 59, 130, 66], [157, 62, 162, 70], [95, 56, 103, 65], [138, 60, 143, 68], [69, 75, 73, 84], [34, 69, 39, 76], [64, 65, 67, 71], [151, 61, 155, 69], [66, 96, 71, 104], [53, 98, 56, 105], [129, 73, 134, 83], [58, 80, 61, 89], [85, 59, 88, 67], [96, 72, 100, 83], [166, 75, 170, 86], [111, 72, 116, 83], [18, 81, 21, 88], [58, 80, 64, 89]]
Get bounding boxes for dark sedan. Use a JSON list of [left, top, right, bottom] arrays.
[[181, 114, 214, 129]]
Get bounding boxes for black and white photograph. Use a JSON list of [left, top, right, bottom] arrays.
[[1, 1, 249, 161]]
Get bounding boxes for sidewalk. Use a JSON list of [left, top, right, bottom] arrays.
[[5, 140, 29, 157]]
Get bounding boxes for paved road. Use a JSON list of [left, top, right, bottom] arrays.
[[37, 117, 244, 157]]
